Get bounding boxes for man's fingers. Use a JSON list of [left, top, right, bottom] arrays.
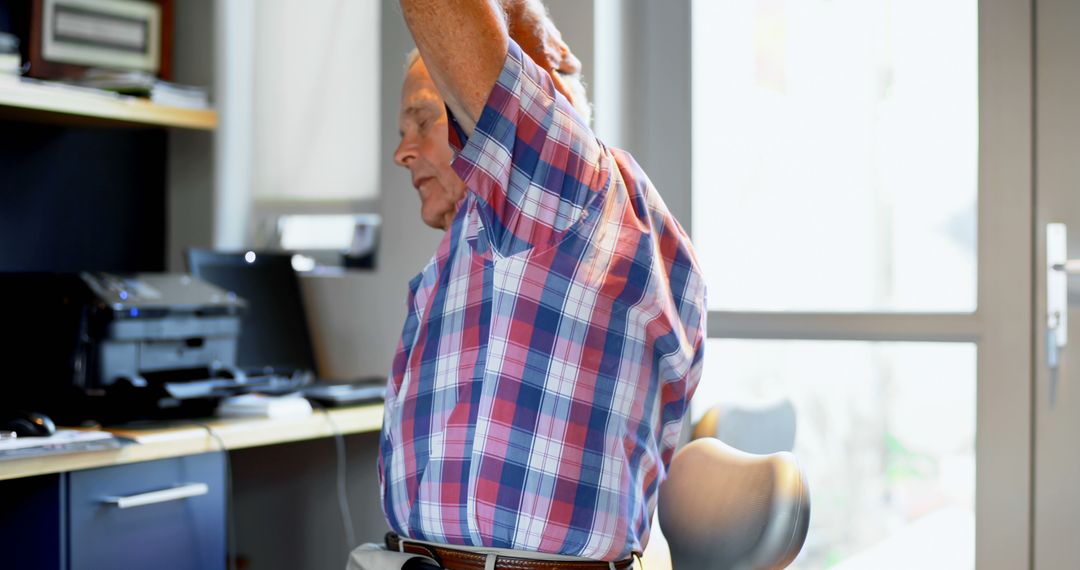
[[557, 44, 580, 75], [502, 2, 581, 105]]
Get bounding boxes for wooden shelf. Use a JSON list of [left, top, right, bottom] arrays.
[[0, 403, 383, 481], [0, 78, 217, 130]]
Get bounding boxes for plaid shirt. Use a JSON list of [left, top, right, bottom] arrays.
[[380, 40, 706, 561]]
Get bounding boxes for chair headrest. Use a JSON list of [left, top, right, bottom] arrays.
[[658, 438, 810, 569]]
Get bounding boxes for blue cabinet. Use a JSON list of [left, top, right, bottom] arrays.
[[67, 452, 226, 570], [0, 473, 66, 570], [0, 453, 226, 570]]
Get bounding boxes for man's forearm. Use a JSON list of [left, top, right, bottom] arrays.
[[400, 0, 508, 135], [400, 0, 580, 134]]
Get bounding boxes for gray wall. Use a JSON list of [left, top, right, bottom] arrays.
[[167, 0, 215, 272], [232, 432, 386, 569], [546, 0, 596, 105], [624, 0, 692, 233], [592, 0, 692, 233]]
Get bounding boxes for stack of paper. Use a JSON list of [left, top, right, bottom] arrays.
[[151, 80, 210, 109], [216, 393, 313, 419], [0, 430, 123, 461], [74, 69, 156, 94], [72, 69, 211, 109]]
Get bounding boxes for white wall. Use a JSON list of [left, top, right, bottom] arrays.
[[252, 0, 380, 203], [212, 0, 255, 250]]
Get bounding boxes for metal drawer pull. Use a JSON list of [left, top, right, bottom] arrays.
[[102, 483, 209, 509]]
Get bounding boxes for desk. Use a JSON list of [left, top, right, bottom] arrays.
[[0, 404, 386, 570], [0, 403, 384, 482], [0, 403, 386, 483], [0, 405, 674, 570]]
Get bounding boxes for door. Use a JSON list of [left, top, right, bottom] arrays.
[[1034, 0, 1080, 567], [690, 0, 1032, 568]]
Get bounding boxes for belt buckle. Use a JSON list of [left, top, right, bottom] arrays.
[[388, 533, 444, 568]]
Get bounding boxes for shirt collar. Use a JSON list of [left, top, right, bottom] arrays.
[[446, 104, 467, 154]]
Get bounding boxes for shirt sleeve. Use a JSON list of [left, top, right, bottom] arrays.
[[450, 39, 609, 258]]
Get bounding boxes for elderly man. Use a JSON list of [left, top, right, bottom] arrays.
[[368, 1, 706, 569]]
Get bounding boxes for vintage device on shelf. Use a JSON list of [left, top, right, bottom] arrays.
[[27, 0, 171, 81], [1, 272, 307, 424]]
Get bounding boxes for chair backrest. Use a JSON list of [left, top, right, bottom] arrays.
[[657, 438, 810, 569], [693, 400, 797, 454]]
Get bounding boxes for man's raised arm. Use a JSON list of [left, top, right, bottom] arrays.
[[399, 0, 508, 137], [400, 0, 584, 137]]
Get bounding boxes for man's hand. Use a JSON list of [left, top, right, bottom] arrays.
[[502, 0, 582, 105]]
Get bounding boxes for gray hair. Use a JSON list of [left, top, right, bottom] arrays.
[[403, 47, 592, 126]]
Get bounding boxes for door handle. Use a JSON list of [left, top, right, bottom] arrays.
[[1047, 224, 1071, 371], [1052, 260, 1080, 274], [102, 482, 209, 509]]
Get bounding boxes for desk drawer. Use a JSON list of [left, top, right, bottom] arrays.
[[68, 453, 226, 570]]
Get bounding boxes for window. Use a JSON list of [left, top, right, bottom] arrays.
[[693, 0, 977, 313], [690, 0, 999, 567], [697, 340, 975, 568]]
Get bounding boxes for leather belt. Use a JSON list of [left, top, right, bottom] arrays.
[[385, 533, 636, 570]]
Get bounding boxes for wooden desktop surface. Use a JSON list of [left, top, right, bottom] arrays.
[[0, 403, 384, 482]]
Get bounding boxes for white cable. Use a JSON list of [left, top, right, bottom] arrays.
[[191, 422, 237, 570], [315, 405, 357, 550]]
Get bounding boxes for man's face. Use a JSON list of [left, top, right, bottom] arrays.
[[394, 60, 466, 231]]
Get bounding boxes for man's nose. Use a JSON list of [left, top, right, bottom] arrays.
[[394, 136, 418, 168]]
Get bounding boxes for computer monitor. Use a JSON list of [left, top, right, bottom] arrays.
[[185, 249, 317, 373]]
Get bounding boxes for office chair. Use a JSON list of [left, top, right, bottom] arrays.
[[657, 402, 810, 569], [693, 400, 797, 454]]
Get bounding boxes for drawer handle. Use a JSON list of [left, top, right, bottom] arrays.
[[102, 483, 210, 509]]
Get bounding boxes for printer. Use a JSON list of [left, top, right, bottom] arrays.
[[1, 272, 295, 424]]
